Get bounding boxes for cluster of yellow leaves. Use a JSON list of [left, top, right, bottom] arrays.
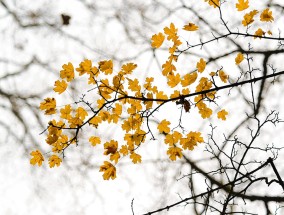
[[34, 17, 238, 179], [60, 106, 88, 128], [163, 129, 204, 161], [30, 149, 62, 168], [236, 1, 274, 39], [152, 22, 200, 90], [151, 22, 229, 124], [246, 9, 273, 25], [35, 119, 68, 168], [152, 23, 182, 89], [195, 77, 212, 93], [38, 59, 149, 176], [196, 101, 213, 119], [45, 120, 69, 153], [104, 140, 120, 164]]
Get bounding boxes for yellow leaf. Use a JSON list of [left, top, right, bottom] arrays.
[[254, 28, 265, 39], [46, 133, 58, 145], [164, 23, 178, 41], [173, 39, 182, 47], [99, 60, 113, 75], [112, 75, 122, 90], [168, 46, 178, 56], [99, 79, 112, 97], [39, 97, 56, 115], [130, 152, 142, 164], [30, 150, 44, 166], [99, 161, 116, 180], [97, 98, 105, 108], [235, 53, 244, 65], [242, 10, 258, 26], [181, 88, 190, 95], [219, 70, 228, 83], [128, 78, 141, 92], [89, 116, 102, 128], [111, 113, 119, 124], [48, 154, 62, 168], [157, 119, 170, 134], [151, 32, 165, 48], [217, 109, 228, 120], [236, 0, 249, 11], [167, 146, 182, 161], [180, 131, 203, 150], [110, 152, 120, 164], [76, 59, 92, 76], [122, 63, 137, 74], [46, 121, 63, 146], [76, 107, 88, 121], [196, 102, 213, 119], [52, 135, 68, 153], [164, 131, 182, 146], [195, 77, 212, 92], [121, 119, 131, 132], [143, 77, 154, 89], [127, 100, 142, 115], [260, 8, 274, 22], [183, 23, 199, 31], [156, 91, 168, 104], [104, 140, 118, 155], [167, 73, 181, 88], [60, 105, 72, 120], [60, 62, 74, 82], [170, 90, 180, 100], [113, 103, 122, 115], [196, 58, 206, 73], [99, 111, 111, 123], [87, 66, 99, 85], [53, 80, 67, 94], [119, 145, 129, 156], [181, 72, 198, 87], [68, 116, 83, 128], [124, 130, 146, 146], [89, 136, 101, 147], [162, 60, 176, 76]]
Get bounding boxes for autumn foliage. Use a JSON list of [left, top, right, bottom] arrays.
[[31, 0, 276, 181]]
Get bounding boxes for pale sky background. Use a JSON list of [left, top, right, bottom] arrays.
[[0, 0, 284, 214]]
